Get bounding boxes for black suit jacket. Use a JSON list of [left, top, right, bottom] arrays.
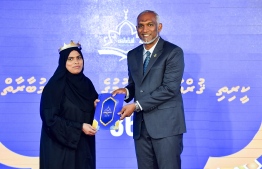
[[126, 37, 186, 139]]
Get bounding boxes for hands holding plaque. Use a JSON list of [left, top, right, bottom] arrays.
[[92, 93, 125, 130], [112, 88, 136, 120]]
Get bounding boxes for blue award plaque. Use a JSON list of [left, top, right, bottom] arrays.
[[92, 93, 125, 130]]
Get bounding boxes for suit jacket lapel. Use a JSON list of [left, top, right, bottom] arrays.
[[142, 38, 165, 80], [134, 46, 144, 82]]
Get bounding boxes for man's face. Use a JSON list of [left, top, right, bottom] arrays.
[[66, 50, 83, 74], [136, 12, 162, 46]]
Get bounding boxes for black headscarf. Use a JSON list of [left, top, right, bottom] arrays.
[[40, 47, 98, 113]]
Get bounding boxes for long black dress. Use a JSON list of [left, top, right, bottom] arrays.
[[39, 47, 98, 169]]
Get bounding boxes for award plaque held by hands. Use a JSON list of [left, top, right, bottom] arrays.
[[92, 93, 125, 130]]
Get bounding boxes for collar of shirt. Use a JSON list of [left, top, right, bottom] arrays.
[[143, 37, 160, 61]]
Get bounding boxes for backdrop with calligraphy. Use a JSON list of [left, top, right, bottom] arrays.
[[0, 0, 262, 169]]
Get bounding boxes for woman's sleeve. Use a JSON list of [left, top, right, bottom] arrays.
[[40, 107, 82, 149]]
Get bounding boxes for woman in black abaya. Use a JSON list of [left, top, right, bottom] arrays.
[[39, 41, 98, 169]]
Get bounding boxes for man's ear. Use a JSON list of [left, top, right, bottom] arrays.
[[158, 23, 163, 33]]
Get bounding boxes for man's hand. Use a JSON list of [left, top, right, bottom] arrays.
[[118, 103, 136, 120], [112, 88, 127, 96]]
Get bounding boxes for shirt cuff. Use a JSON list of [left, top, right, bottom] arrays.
[[124, 88, 129, 100]]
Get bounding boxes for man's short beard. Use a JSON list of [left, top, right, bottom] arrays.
[[142, 34, 159, 45]]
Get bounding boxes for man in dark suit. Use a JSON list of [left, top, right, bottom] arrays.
[[112, 10, 186, 169]]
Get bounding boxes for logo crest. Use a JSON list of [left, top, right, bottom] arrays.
[[98, 9, 141, 61]]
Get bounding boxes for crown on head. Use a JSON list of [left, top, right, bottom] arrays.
[[58, 40, 81, 52]]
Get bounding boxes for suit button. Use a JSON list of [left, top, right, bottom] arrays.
[[140, 90, 143, 93]]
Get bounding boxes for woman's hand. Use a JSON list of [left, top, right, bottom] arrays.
[[82, 123, 97, 135], [94, 99, 100, 108]]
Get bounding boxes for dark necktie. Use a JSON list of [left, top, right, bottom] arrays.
[[143, 51, 151, 74]]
